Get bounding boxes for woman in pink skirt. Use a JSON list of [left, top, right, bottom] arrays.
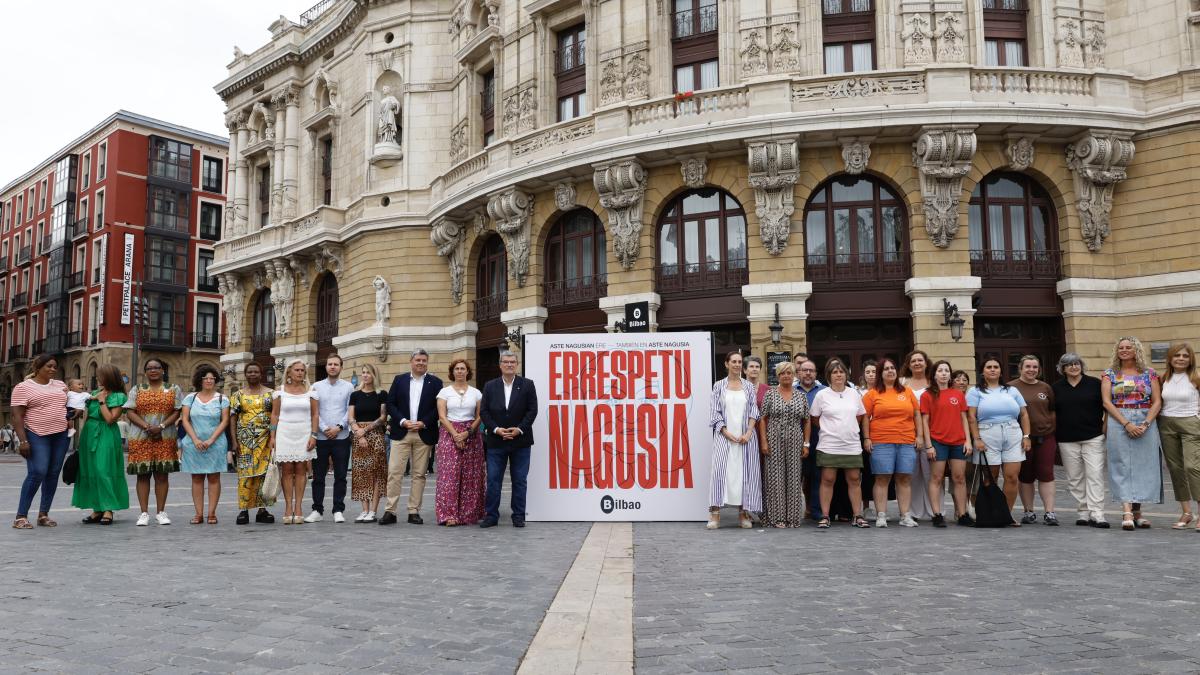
[[434, 359, 485, 526]]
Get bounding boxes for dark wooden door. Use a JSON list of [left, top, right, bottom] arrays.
[[806, 319, 910, 384], [974, 316, 1064, 383]]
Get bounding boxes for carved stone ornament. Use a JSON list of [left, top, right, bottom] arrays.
[[1084, 21, 1106, 68], [746, 138, 800, 256], [219, 274, 245, 345], [554, 182, 577, 212], [450, 119, 469, 162], [312, 68, 339, 108], [771, 26, 801, 72], [912, 126, 977, 248], [1006, 136, 1036, 171], [486, 188, 534, 287], [901, 14, 933, 65], [740, 30, 768, 77], [314, 244, 344, 280], [680, 156, 708, 189], [430, 218, 468, 304], [1056, 20, 1083, 68], [1065, 132, 1135, 252], [935, 12, 966, 62], [484, 0, 500, 27], [502, 91, 521, 137], [473, 210, 488, 236], [600, 58, 624, 106], [518, 87, 537, 133], [268, 259, 295, 339], [624, 52, 649, 100], [372, 275, 391, 326], [841, 139, 871, 175], [593, 159, 647, 270]]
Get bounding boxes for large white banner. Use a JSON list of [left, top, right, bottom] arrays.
[[96, 234, 108, 324], [119, 233, 134, 325], [524, 332, 713, 521]]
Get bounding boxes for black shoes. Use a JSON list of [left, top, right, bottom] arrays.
[[932, 514, 946, 528], [379, 512, 398, 525], [1075, 518, 1091, 526], [408, 513, 423, 525], [479, 519, 498, 528], [236, 510, 250, 525], [256, 509, 275, 524], [512, 520, 526, 528], [1090, 519, 1111, 529], [956, 514, 975, 527]]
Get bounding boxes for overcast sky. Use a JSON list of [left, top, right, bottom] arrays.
[[0, 0, 320, 186]]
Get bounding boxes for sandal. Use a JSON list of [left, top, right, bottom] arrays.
[[1121, 512, 1135, 531], [1135, 518, 1151, 529], [853, 516, 871, 528], [817, 518, 831, 529], [82, 513, 103, 524], [1172, 513, 1194, 530], [738, 512, 753, 529], [706, 512, 719, 530], [36, 515, 57, 527], [190, 515, 204, 525], [12, 517, 32, 529], [207, 516, 218, 525], [99, 514, 113, 525]]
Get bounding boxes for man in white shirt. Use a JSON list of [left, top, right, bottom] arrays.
[[306, 355, 355, 523], [381, 349, 443, 525]]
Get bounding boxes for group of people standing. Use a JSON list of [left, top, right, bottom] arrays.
[[9, 349, 540, 530], [708, 336, 1200, 532]]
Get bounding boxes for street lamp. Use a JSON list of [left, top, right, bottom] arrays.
[[612, 318, 629, 333], [942, 298, 965, 342], [769, 303, 784, 347]]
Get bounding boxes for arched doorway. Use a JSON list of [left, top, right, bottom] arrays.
[[314, 273, 339, 381], [803, 174, 911, 376], [251, 290, 277, 388], [544, 208, 607, 333], [474, 234, 507, 386], [657, 188, 750, 380], [969, 172, 1064, 380]]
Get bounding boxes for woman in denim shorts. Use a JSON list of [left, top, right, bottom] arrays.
[[863, 358, 924, 528], [920, 360, 972, 527], [967, 358, 1032, 519]]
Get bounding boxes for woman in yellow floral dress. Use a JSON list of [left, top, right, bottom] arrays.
[[122, 358, 183, 526], [231, 362, 275, 525]]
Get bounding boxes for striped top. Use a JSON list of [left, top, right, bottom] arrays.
[[10, 378, 69, 436]]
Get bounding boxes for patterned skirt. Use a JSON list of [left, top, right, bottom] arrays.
[[351, 425, 388, 502], [434, 420, 486, 525]]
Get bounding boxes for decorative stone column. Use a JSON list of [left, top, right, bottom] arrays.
[[234, 120, 251, 235], [270, 90, 288, 223], [486, 188, 533, 287], [430, 217, 468, 304], [599, 293, 662, 333], [742, 282, 812, 357], [1065, 130, 1134, 252], [282, 85, 300, 219], [912, 125, 977, 248], [905, 276, 981, 366], [746, 137, 799, 255], [223, 113, 241, 236], [593, 158, 647, 270]]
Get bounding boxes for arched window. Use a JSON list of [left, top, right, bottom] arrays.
[[804, 175, 907, 284], [251, 290, 275, 354], [545, 209, 606, 307], [657, 189, 748, 294], [315, 274, 339, 345], [475, 235, 507, 323], [969, 172, 1059, 279]]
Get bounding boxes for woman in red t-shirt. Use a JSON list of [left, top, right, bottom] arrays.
[[920, 360, 973, 527]]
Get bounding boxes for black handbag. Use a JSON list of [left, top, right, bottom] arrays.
[[62, 451, 79, 485], [971, 451, 1014, 528]]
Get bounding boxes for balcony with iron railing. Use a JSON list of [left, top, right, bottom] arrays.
[[197, 275, 219, 293], [969, 249, 1061, 281], [11, 291, 27, 310], [299, 0, 335, 26], [657, 259, 749, 296], [544, 275, 607, 309], [31, 338, 45, 355], [673, 5, 718, 40], [805, 251, 912, 285], [70, 216, 89, 240], [555, 42, 586, 75], [68, 271, 85, 290], [314, 320, 338, 344], [38, 283, 50, 304], [66, 331, 82, 349], [0, 256, 7, 271], [16, 245, 31, 266], [473, 292, 507, 324], [141, 328, 187, 350], [7, 345, 24, 361], [89, 328, 98, 345], [192, 332, 225, 350], [146, 214, 191, 236], [251, 334, 276, 354]]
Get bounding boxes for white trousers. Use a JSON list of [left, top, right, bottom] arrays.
[[1059, 435, 1107, 520]]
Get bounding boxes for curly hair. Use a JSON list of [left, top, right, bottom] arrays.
[[192, 364, 221, 391], [447, 358, 473, 382], [1108, 336, 1149, 373]]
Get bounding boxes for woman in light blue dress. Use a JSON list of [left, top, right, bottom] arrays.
[[179, 365, 230, 524]]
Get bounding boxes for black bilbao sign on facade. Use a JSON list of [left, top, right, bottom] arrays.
[[766, 351, 791, 386], [625, 301, 650, 332]]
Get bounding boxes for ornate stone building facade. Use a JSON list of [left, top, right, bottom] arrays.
[[212, 0, 1200, 385]]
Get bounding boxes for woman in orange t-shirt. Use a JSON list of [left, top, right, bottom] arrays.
[[862, 358, 924, 528]]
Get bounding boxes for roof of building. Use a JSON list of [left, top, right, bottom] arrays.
[[1, 110, 229, 196]]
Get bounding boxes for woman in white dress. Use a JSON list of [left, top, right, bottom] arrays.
[[707, 351, 761, 529], [269, 359, 318, 524]]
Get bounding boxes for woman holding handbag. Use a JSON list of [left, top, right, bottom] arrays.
[[349, 363, 389, 523], [230, 363, 275, 525], [71, 363, 129, 525], [179, 365, 230, 524], [968, 357, 1031, 522], [434, 359, 485, 526]]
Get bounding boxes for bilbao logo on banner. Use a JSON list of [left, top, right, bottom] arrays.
[[525, 332, 713, 521]]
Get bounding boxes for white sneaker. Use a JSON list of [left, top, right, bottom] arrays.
[[875, 514, 888, 528], [303, 510, 323, 523], [155, 512, 171, 525], [366, 511, 376, 521], [899, 513, 919, 527], [354, 512, 368, 522], [136, 512, 150, 527], [333, 512, 345, 523]]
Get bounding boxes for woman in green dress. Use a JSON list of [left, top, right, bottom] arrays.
[[73, 364, 129, 524], [231, 362, 276, 524]]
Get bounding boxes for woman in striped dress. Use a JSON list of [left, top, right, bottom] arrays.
[[707, 351, 761, 529]]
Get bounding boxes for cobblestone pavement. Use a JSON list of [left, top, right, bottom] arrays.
[[0, 462, 589, 674], [633, 473, 1200, 675]]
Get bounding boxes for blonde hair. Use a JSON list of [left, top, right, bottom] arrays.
[[283, 358, 310, 388], [357, 363, 380, 391], [1163, 342, 1200, 391], [1109, 336, 1149, 373], [774, 361, 795, 378]]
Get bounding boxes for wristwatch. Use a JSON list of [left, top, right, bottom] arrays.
[[310, 432, 319, 439], [1022, 434, 1030, 439], [802, 442, 810, 448]]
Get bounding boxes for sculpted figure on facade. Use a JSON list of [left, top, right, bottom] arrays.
[[624, 52, 649, 100], [740, 30, 768, 77], [486, 188, 533, 287], [593, 159, 647, 270], [747, 138, 799, 255], [1056, 20, 1084, 68], [600, 59, 624, 106], [912, 126, 977, 248], [1006, 136, 1036, 171], [841, 139, 871, 175], [269, 259, 295, 338], [376, 86, 401, 146], [372, 275, 391, 325], [251, 102, 274, 143], [518, 87, 537, 133], [770, 26, 801, 72], [430, 217, 468, 304], [680, 156, 708, 189], [220, 274, 245, 345], [1066, 131, 1135, 252], [902, 14, 933, 65], [935, 12, 966, 62], [554, 182, 577, 212], [1084, 21, 1106, 68], [314, 245, 344, 280], [484, 0, 500, 27]]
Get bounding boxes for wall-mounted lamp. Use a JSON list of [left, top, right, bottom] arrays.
[[502, 326, 523, 350], [942, 298, 965, 342], [612, 318, 629, 333], [769, 303, 784, 347]]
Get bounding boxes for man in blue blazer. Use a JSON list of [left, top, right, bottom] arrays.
[[479, 350, 538, 528], [381, 348, 442, 525]]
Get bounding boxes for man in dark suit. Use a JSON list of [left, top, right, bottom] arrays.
[[479, 350, 538, 528], [381, 348, 442, 525]]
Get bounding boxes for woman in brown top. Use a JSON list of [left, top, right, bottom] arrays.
[[1008, 355, 1058, 526]]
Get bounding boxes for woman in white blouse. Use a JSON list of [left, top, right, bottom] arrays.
[[434, 359, 485, 526], [269, 359, 319, 524], [1160, 342, 1200, 531]]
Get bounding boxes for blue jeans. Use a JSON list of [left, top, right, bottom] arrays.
[[311, 437, 352, 514], [17, 429, 70, 517], [870, 443, 916, 475], [485, 446, 530, 524]]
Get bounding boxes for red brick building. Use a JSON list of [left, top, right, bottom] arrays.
[[0, 111, 228, 416]]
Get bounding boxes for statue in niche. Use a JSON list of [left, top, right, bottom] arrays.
[[373, 275, 391, 326], [377, 86, 401, 145]]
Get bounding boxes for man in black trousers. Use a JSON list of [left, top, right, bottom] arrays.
[[479, 350, 538, 528]]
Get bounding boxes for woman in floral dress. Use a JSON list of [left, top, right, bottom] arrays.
[[122, 358, 183, 526], [231, 362, 275, 525]]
